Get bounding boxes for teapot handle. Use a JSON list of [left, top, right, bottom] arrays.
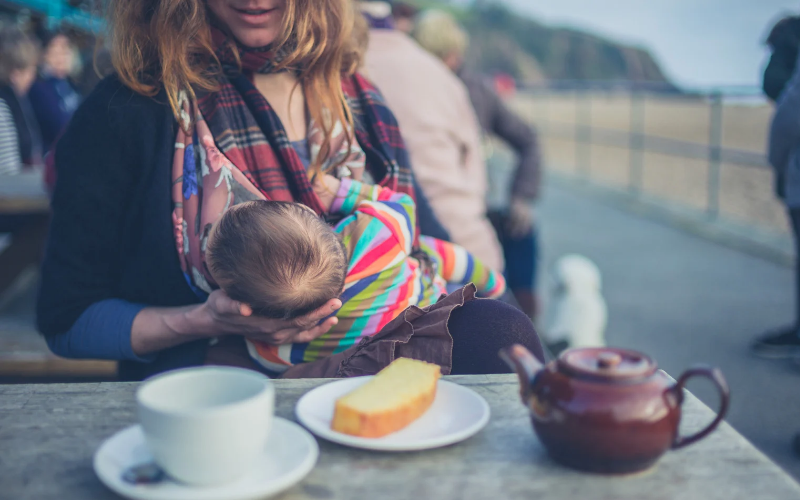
[[670, 366, 730, 450]]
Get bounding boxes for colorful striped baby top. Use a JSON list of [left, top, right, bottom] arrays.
[[247, 179, 506, 373]]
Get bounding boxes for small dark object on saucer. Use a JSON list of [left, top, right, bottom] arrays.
[[122, 462, 166, 485]]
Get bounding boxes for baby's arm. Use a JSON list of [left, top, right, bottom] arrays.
[[419, 236, 507, 298], [333, 179, 418, 282], [331, 178, 415, 249]]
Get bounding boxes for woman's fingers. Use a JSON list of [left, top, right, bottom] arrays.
[[296, 298, 342, 327], [206, 290, 342, 344], [208, 290, 245, 316], [245, 317, 333, 345], [292, 317, 338, 344]]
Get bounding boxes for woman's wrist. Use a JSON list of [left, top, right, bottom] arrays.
[[169, 303, 216, 338], [130, 304, 215, 356]]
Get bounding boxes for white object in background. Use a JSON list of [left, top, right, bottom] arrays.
[[296, 377, 490, 451], [545, 254, 608, 349], [93, 418, 318, 500], [136, 367, 275, 486]]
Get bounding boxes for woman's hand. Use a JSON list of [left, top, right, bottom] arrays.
[[198, 289, 341, 344], [131, 290, 342, 356]]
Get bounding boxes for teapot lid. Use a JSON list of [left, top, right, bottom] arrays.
[[557, 348, 656, 382]]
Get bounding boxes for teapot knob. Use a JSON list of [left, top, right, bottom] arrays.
[[597, 352, 623, 369]]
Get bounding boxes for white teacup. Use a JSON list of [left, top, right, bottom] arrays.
[[136, 366, 275, 486]]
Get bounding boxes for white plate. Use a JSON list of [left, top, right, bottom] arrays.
[[93, 417, 318, 500], [295, 378, 490, 451]]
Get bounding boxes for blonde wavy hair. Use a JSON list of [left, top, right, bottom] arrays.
[[413, 9, 468, 61], [108, 0, 366, 177]]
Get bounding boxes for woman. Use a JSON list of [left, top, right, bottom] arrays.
[[28, 30, 81, 153], [38, 0, 543, 380], [0, 27, 42, 174]]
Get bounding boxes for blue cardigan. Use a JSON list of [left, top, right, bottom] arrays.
[[38, 76, 449, 380]]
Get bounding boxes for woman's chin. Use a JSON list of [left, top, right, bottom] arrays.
[[230, 29, 281, 49]]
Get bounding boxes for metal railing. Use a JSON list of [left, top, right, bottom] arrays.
[[517, 84, 769, 222]]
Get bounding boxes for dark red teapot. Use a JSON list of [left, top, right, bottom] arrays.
[[500, 345, 730, 474]]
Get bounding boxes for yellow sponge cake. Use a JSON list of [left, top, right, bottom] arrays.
[[331, 358, 441, 438]]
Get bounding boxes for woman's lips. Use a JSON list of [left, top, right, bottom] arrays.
[[231, 6, 279, 25]]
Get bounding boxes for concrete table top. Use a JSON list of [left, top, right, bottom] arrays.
[[1, 374, 798, 500]]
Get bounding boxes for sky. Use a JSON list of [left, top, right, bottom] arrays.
[[481, 0, 798, 90]]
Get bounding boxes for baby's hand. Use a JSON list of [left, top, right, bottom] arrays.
[[313, 174, 342, 210]]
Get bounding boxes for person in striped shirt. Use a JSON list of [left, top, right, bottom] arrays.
[[206, 174, 506, 374]]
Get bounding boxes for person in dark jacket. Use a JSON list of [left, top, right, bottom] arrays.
[[753, 51, 800, 357], [28, 31, 81, 153], [0, 27, 42, 174], [752, 49, 800, 458], [413, 9, 543, 320], [763, 16, 800, 102]]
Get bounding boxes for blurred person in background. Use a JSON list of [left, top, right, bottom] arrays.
[[360, 0, 505, 273], [763, 15, 800, 102], [755, 48, 800, 458], [350, 4, 448, 241], [0, 26, 42, 175], [43, 46, 116, 193], [414, 10, 542, 319], [754, 51, 800, 357], [28, 30, 81, 153], [391, 1, 418, 34], [76, 46, 114, 97]]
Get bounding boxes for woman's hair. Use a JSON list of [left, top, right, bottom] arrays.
[[0, 26, 40, 86], [348, 7, 370, 71], [206, 200, 347, 320], [108, 0, 364, 177], [412, 9, 468, 61]]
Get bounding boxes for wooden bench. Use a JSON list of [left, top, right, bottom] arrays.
[[0, 172, 118, 382], [0, 172, 50, 298]]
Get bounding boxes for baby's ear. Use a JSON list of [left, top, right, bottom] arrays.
[[239, 303, 254, 317]]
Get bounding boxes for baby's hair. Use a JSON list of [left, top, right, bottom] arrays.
[[206, 201, 347, 320]]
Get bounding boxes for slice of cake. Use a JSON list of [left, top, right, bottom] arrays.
[[331, 358, 441, 438]]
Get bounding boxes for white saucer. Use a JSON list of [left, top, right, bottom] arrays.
[[295, 378, 490, 451], [93, 417, 318, 500]]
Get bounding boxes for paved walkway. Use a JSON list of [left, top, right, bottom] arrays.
[[538, 178, 800, 480], [0, 177, 798, 479]]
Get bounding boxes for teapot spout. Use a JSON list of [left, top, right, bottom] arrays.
[[499, 344, 544, 404]]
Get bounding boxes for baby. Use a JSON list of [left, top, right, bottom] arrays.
[[206, 176, 506, 374]]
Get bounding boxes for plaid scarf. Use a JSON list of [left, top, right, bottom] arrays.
[[172, 27, 416, 295]]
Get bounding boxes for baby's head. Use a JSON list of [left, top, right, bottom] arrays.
[[206, 201, 347, 320]]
